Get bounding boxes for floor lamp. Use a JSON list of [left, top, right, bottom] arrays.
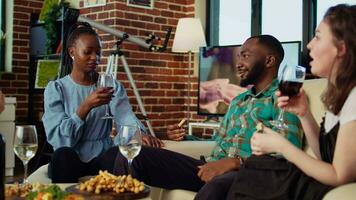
[[172, 18, 206, 126]]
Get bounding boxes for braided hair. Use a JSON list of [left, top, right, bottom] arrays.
[[60, 22, 99, 77]]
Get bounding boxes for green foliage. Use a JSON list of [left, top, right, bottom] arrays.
[[35, 59, 60, 88], [26, 185, 68, 200], [42, 1, 70, 54], [39, 0, 59, 22]]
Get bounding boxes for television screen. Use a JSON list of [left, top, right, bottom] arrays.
[[198, 41, 301, 117]]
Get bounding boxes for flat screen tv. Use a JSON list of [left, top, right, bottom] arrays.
[[198, 41, 301, 117]]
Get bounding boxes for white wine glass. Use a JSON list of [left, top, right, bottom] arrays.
[[97, 73, 115, 119], [270, 64, 306, 134], [115, 125, 142, 175], [13, 125, 38, 183]]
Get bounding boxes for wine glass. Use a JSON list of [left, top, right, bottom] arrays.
[[270, 64, 306, 134], [97, 73, 115, 119], [13, 125, 38, 183], [115, 125, 142, 175]]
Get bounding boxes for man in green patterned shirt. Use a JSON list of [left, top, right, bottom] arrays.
[[209, 79, 302, 161], [194, 35, 304, 199], [114, 35, 303, 195]]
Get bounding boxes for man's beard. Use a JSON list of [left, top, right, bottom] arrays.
[[240, 61, 265, 87]]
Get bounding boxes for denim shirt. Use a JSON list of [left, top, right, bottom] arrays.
[[42, 75, 146, 162]]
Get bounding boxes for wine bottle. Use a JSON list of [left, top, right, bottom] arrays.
[[0, 134, 5, 200]]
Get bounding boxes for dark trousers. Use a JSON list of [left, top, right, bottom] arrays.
[[195, 171, 237, 200], [49, 146, 118, 183], [113, 146, 206, 192]]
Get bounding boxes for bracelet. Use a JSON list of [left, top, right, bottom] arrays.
[[237, 155, 244, 166]]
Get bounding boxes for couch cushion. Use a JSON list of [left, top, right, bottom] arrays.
[[27, 164, 51, 184], [302, 78, 327, 157], [303, 78, 327, 124], [163, 140, 215, 160], [160, 189, 196, 200]]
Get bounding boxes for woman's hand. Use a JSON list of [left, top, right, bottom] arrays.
[[250, 126, 290, 155], [166, 124, 186, 141], [85, 88, 114, 109], [276, 89, 309, 117], [76, 88, 114, 120], [142, 135, 164, 148]]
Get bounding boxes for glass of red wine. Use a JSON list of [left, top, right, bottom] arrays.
[[270, 64, 306, 134], [97, 72, 115, 119]]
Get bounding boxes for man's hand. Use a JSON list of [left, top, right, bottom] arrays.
[[166, 124, 186, 141], [142, 135, 164, 148], [197, 158, 240, 182]]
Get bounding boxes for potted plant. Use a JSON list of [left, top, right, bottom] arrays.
[[41, 0, 69, 54]]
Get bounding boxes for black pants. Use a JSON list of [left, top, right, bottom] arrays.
[[195, 171, 237, 200], [49, 146, 118, 183], [113, 146, 206, 192]]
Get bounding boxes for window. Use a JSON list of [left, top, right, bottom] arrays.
[[316, 0, 356, 25], [219, 0, 251, 45], [0, 0, 14, 72], [207, 0, 356, 72], [262, 0, 303, 42]]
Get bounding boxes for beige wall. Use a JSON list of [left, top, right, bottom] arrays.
[[194, 0, 206, 76], [66, 0, 79, 9]]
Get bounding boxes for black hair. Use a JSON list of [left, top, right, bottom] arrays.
[[60, 22, 99, 77], [249, 34, 285, 68]]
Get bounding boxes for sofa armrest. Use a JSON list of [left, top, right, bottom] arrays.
[[163, 140, 215, 160], [27, 164, 52, 184], [323, 183, 356, 200]]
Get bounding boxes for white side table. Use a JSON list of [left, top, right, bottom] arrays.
[[0, 97, 16, 176], [188, 122, 220, 135]]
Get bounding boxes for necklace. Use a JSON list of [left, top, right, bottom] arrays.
[[251, 81, 274, 97]]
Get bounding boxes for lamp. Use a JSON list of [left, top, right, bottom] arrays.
[[172, 18, 206, 125]]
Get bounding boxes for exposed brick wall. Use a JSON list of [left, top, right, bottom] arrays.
[[0, 0, 43, 123], [79, 0, 206, 137], [0, 0, 208, 139]]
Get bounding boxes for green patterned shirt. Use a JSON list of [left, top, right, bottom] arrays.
[[209, 79, 303, 161]]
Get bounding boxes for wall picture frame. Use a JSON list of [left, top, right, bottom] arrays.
[[83, 0, 106, 8], [127, 0, 153, 9], [35, 59, 60, 89]]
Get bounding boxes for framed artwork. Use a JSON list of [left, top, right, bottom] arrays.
[[83, 0, 106, 8], [127, 0, 153, 9], [35, 59, 60, 89]]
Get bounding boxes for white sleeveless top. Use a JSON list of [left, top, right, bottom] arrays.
[[324, 87, 356, 132]]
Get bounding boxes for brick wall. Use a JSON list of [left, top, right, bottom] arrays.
[[0, 0, 208, 138], [0, 0, 43, 123]]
